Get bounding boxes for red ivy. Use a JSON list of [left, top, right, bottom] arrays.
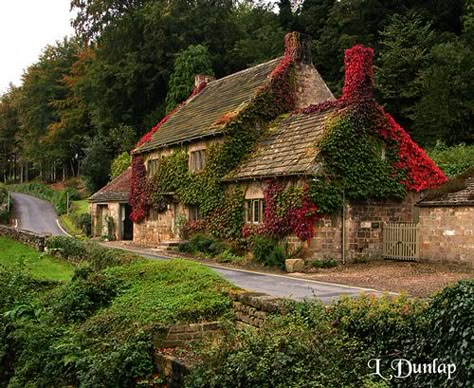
[[377, 107, 447, 191], [301, 44, 446, 191], [129, 155, 147, 223], [242, 181, 319, 242]]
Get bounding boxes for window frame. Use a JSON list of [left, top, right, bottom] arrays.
[[245, 199, 264, 224], [189, 149, 206, 173]]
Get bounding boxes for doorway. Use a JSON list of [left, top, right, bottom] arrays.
[[121, 204, 134, 240]]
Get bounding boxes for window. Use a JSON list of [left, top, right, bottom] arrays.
[[189, 149, 206, 173], [188, 205, 201, 222], [245, 199, 264, 224], [147, 159, 160, 177]]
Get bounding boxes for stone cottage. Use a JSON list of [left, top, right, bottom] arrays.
[[89, 167, 133, 240], [91, 32, 447, 261]]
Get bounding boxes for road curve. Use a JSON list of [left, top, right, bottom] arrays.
[[10, 192, 384, 301], [11, 192, 66, 236]]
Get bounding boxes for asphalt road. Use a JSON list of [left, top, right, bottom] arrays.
[[130, 248, 384, 303], [11, 192, 67, 236], [11, 191, 383, 302]]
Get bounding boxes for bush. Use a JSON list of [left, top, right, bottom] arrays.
[[410, 279, 474, 387], [186, 301, 372, 387], [74, 213, 92, 236], [215, 250, 245, 263], [46, 236, 141, 270], [177, 234, 226, 257], [312, 258, 339, 268], [251, 236, 293, 269], [427, 143, 474, 178], [46, 236, 88, 262]]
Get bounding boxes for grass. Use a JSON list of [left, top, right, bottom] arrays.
[[60, 200, 90, 236], [0, 236, 74, 281], [97, 259, 234, 328]]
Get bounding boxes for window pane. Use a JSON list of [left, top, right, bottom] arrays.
[[253, 200, 259, 223]]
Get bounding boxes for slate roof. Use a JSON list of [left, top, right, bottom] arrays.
[[134, 57, 282, 154], [224, 109, 334, 181], [89, 168, 131, 203], [417, 176, 474, 207]]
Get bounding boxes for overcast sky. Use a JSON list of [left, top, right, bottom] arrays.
[[0, 1, 75, 94]]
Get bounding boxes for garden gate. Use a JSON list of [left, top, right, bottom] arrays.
[[382, 223, 419, 261]]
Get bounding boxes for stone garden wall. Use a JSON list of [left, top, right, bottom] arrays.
[[0, 225, 47, 251]]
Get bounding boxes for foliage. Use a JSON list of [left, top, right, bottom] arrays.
[[0, 236, 74, 282], [312, 258, 338, 268], [0, 239, 233, 387], [423, 166, 474, 201], [427, 143, 474, 178], [250, 235, 297, 269], [186, 300, 373, 387], [81, 135, 114, 193], [165, 44, 214, 113], [177, 234, 226, 257], [411, 279, 474, 387], [46, 236, 140, 271], [110, 151, 131, 180], [0, 183, 9, 223], [131, 47, 297, 229]]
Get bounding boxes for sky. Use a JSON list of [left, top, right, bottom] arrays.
[[0, 0, 75, 94]]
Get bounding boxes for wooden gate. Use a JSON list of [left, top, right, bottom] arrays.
[[383, 223, 419, 261]]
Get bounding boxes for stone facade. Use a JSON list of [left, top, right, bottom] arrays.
[[418, 206, 474, 267], [90, 202, 125, 240]]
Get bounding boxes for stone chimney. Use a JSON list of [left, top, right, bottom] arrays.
[[342, 44, 374, 102], [284, 31, 312, 64], [194, 74, 215, 88]]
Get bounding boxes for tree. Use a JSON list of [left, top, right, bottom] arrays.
[[411, 40, 473, 145], [165, 45, 214, 113], [81, 135, 113, 192], [110, 151, 131, 180], [375, 12, 438, 131]]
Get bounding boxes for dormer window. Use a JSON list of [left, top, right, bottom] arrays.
[[189, 149, 206, 173]]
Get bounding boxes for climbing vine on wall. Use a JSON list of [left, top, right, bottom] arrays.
[[242, 181, 319, 242], [129, 49, 297, 229]]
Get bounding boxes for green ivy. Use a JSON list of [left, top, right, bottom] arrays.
[[311, 106, 406, 210]]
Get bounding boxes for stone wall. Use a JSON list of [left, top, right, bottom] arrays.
[[154, 353, 188, 388], [0, 225, 47, 251], [153, 322, 223, 348], [229, 291, 284, 328], [418, 206, 474, 267], [345, 192, 420, 260]]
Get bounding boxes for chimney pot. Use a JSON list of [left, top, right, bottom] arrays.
[[284, 32, 312, 64], [194, 74, 215, 88]]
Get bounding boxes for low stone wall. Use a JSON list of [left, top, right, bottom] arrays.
[[154, 353, 188, 388], [153, 322, 223, 348], [0, 225, 48, 251], [229, 291, 285, 328]]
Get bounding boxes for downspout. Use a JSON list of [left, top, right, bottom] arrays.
[[342, 189, 346, 265]]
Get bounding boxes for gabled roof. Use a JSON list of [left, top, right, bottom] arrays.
[[134, 57, 282, 153], [89, 168, 131, 203], [225, 109, 333, 181]]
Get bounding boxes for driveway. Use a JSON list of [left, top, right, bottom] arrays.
[[11, 192, 67, 236]]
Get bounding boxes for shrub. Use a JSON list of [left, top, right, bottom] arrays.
[[74, 213, 92, 236], [410, 279, 474, 387], [177, 234, 226, 257], [215, 250, 245, 263], [186, 300, 372, 387], [312, 258, 339, 268], [328, 294, 427, 356], [46, 236, 88, 262], [251, 235, 277, 264], [427, 143, 474, 178], [46, 236, 141, 270]]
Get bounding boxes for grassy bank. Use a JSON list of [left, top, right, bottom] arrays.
[[0, 236, 234, 387], [0, 236, 74, 281]]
